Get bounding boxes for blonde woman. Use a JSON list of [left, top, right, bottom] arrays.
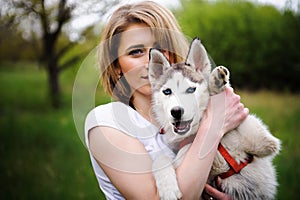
[[85, 1, 248, 199]]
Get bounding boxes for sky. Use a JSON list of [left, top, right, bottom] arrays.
[[68, 0, 299, 41], [120, 0, 299, 11]]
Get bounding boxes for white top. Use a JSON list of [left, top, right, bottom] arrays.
[[85, 102, 175, 200]]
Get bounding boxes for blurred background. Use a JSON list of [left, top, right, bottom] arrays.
[[0, 0, 299, 199]]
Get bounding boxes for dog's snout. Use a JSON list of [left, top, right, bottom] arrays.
[[171, 106, 184, 119]]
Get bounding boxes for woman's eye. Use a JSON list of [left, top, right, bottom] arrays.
[[162, 88, 172, 95], [186, 87, 196, 93], [128, 49, 144, 56]]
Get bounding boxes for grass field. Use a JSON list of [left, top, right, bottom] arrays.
[[0, 62, 299, 199]]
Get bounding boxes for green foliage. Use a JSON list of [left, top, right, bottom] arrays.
[[0, 27, 38, 61], [177, 0, 300, 92]]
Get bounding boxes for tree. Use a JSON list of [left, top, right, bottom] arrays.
[[2, 0, 119, 108], [176, 0, 300, 92]]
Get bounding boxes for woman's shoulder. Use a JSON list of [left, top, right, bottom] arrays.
[[85, 102, 176, 161], [86, 101, 129, 120], [89, 101, 127, 113], [85, 102, 127, 128], [85, 101, 155, 137]]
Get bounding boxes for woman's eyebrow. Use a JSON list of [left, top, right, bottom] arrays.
[[126, 44, 145, 52]]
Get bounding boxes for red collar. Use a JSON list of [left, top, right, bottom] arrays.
[[159, 128, 165, 134], [218, 143, 253, 179]]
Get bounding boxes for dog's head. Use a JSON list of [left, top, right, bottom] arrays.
[[149, 38, 211, 142]]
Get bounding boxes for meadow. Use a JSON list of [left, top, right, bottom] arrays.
[[0, 62, 299, 199]]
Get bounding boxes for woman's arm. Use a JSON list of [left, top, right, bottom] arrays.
[[176, 87, 248, 199], [89, 126, 159, 200], [89, 87, 248, 199]]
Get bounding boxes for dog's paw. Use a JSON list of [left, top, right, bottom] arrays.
[[258, 136, 281, 157], [159, 185, 182, 200], [158, 181, 182, 200], [156, 170, 182, 200], [153, 156, 183, 200], [209, 66, 230, 95], [265, 138, 281, 156]]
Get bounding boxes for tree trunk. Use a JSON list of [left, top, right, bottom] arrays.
[[47, 59, 61, 109]]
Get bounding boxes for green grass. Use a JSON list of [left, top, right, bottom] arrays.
[[0, 62, 105, 199], [0, 62, 299, 199]]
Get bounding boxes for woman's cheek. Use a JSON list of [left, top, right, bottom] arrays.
[[120, 58, 140, 74]]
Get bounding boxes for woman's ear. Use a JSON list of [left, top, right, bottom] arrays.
[[115, 63, 123, 79]]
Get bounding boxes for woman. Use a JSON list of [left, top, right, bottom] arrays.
[[85, 1, 248, 199]]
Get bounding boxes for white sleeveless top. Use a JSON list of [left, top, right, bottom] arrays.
[[85, 102, 175, 200]]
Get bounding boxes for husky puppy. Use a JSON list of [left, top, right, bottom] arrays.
[[148, 38, 281, 200]]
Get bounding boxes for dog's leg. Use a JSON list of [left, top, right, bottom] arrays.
[[209, 66, 230, 95], [173, 144, 191, 168], [237, 114, 281, 157], [152, 155, 182, 200]]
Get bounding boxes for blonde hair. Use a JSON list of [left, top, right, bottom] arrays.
[[98, 1, 188, 105]]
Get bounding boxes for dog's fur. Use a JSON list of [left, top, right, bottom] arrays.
[[148, 38, 281, 200]]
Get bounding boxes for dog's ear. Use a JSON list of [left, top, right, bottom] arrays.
[[148, 49, 170, 85], [185, 38, 211, 79]]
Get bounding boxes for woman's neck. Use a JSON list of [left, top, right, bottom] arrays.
[[132, 94, 158, 126]]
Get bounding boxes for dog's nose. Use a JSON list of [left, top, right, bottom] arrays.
[[171, 106, 184, 119]]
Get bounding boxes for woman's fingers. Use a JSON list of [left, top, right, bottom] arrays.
[[221, 87, 249, 133], [203, 183, 232, 200]]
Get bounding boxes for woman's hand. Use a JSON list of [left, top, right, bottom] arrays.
[[203, 177, 232, 200], [196, 86, 248, 160], [208, 86, 249, 136], [222, 87, 249, 134]]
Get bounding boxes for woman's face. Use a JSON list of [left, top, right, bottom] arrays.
[[118, 23, 168, 98]]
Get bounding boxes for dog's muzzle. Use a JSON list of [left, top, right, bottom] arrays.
[[172, 119, 193, 135]]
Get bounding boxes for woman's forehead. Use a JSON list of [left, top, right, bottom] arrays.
[[118, 24, 155, 52]]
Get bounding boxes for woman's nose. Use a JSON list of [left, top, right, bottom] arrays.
[[144, 49, 151, 69]]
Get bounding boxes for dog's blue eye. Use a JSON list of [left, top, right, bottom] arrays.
[[163, 88, 172, 95], [186, 87, 196, 93]]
